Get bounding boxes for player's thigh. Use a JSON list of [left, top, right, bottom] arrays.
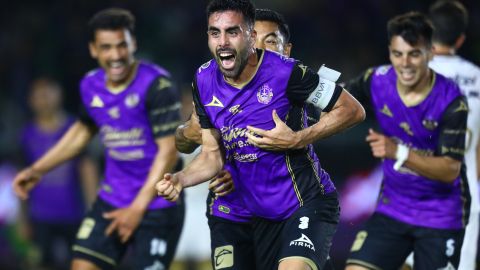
[[132, 203, 185, 270], [279, 197, 339, 270], [346, 213, 413, 270], [209, 216, 256, 270], [72, 199, 126, 270], [413, 227, 465, 270]]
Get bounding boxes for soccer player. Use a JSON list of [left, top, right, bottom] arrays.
[[157, 1, 365, 269], [12, 8, 184, 270], [344, 12, 469, 270], [18, 78, 98, 269], [403, 1, 480, 269]]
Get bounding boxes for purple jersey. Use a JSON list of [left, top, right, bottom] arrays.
[[349, 65, 469, 229], [21, 117, 85, 223], [207, 164, 253, 223], [79, 61, 181, 209], [194, 50, 338, 221]]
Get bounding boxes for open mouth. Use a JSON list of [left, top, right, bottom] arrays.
[[399, 69, 415, 82], [217, 50, 236, 70], [108, 60, 127, 76]]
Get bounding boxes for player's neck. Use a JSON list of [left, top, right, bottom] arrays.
[[433, 43, 456, 56], [224, 49, 259, 87]]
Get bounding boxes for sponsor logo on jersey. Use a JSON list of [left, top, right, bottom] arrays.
[[399, 122, 414, 136], [205, 96, 224, 108], [229, 105, 242, 115], [90, 95, 104, 108], [380, 104, 393, 117], [350, 231, 368, 252], [218, 205, 231, 214], [257, 84, 273, 104], [289, 234, 315, 251], [158, 78, 172, 90], [77, 218, 95, 239], [454, 100, 469, 113]]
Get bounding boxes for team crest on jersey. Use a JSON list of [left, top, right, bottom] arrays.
[[257, 84, 273, 104], [124, 93, 140, 108], [198, 60, 212, 74], [90, 95, 104, 108], [422, 119, 438, 130]]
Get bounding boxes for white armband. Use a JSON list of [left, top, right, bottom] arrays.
[[306, 65, 341, 110], [393, 144, 409, 171]]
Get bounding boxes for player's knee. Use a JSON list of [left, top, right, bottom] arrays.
[[279, 258, 315, 270], [345, 264, 371, 270], [70, 259, 102, 270]]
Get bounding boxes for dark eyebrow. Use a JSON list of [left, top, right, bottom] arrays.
[[264, 32, 278, 39], [208, 26, 220, 32], [225, 26, 241, 32]]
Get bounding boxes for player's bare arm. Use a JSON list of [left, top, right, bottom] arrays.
[[12, 121, 95, 200], [175, 108, 203, 154], [246, 89, 365, 151], [156, 128, 224, 201], [366, 129, 461, 183], [104, 135, 179, 243]]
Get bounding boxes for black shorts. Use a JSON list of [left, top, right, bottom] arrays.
[[208, 215, 256, 270], [72, 198, 185, 270], [253, 193, 339, 270], [346, 213, 465, 270]]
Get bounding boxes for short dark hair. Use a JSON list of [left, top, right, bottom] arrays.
[[387, 11, 433, 47], [206, 0, 255, 30], [429, 0, 468, 46], [88, 8, 135, 42], [255, 9, 290, 43]]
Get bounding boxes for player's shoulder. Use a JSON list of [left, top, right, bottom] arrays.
[[372, 65, 393, 77], [196, 59, 217, 76]]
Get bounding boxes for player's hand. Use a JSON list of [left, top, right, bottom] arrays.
[[103, 207, 143, 243], [183, 105, 202, 144], [366, 129, 397, 159], [209, 169, 234, 196], [12, 167, 43, 200], [156, 173, 183, 202], [246, 110, 302, 151]]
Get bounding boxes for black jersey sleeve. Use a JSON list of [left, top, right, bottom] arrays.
[[192, 75, 215, 129], [436, 95, 468, 161], [145, 75, 182, 138], [286, 62, 343, 112], [344, 68, 374, 109], [78, 103, 98, 133]]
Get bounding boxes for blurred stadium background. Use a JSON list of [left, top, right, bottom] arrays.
[[0, 0, 479, 269]]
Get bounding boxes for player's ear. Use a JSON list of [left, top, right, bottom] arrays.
[[284, 43, 292, 57], [88, 42, 98, 59], [454, 34, 465, 50]]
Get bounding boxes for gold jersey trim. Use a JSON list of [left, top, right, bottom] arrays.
[[72, 245, 116, 265], [397, 72, 436, 107], [284, 111, 303, 206]]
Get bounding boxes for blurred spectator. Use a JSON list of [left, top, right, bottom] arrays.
[[18, 78, 98, 270]]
